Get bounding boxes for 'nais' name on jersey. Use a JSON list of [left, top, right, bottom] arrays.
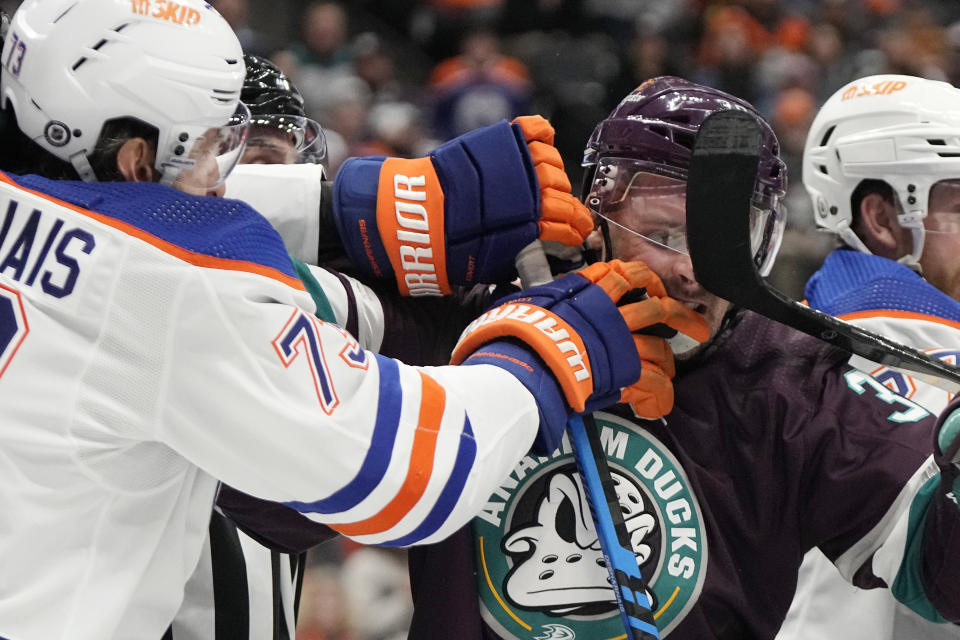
[[0, 198, 95, 298]]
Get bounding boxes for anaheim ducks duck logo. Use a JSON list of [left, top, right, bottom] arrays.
[[472, 412, 706, 638]]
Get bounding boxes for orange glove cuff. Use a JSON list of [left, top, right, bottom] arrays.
[[451, 301, 594, 411], [376, 156, 451, 296]]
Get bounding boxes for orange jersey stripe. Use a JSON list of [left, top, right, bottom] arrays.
[[330, 371, 445, 536], [837, 308, 960, 332], [0, 172, 305, 291]]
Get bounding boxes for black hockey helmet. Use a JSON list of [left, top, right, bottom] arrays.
[[241, 54, 325, 164], [243, 54, 307, 119]]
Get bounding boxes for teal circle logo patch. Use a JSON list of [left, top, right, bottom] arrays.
[[472, 412, 706, 638]]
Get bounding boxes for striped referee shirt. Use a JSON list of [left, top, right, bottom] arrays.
[[164, 510, 306, 640]]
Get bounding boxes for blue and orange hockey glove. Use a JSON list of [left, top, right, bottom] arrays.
[[331, 116, 593, 296], [450, 260, 710, 454]]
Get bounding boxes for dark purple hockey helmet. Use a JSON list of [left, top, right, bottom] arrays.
[[583, 76, 787, 275]]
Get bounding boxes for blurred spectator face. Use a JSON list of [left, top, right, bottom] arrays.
[[297, 567, 354, 638], [356, 51, 394, 89], [241, 126, 299, 165], [353, 34, 396, 91], [776, 16, 812, 53], [700, 6, 766, 67], [369, 102, 426, 156], [328, 100, 368, 142], [462, 31, 501, 69], [809, 24, 843, 65], [629, 33, 668, 80], [715, 26, 752, 65], [320, 76, 372, 143], [214, 0, 247, 28], [772, 87, 815, 155], [304, 2, 348, 58]]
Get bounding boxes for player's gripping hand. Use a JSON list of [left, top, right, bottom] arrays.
[[331, 117, 593, 296], [450, 260, 708, 454], [581, 261, 711, 419]]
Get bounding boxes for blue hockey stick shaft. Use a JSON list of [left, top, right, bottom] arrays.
[[568, 413, 660, 640], [515, 241, 659, 639]]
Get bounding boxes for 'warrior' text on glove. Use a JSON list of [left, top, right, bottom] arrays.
[[332, 117, 593, 296]]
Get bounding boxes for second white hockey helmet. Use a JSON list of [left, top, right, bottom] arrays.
[[1, 0, 249, 191], [803, 74, 960, 264]]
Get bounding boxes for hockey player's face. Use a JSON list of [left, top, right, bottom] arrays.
[[921, 179, 960, 300], [241, 127, 299, 165], [603, 192, 731, 343]]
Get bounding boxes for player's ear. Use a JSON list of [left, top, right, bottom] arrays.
[[858, 192, 904, 257], [115, 137, 160, 184]]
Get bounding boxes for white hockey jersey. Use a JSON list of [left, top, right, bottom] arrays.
[[778, 248, 960, 640], [0, 172, 539, 640]]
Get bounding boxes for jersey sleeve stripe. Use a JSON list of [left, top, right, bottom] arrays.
[[327, 371, 445, 537], [836, 309, 960, 331], [380, 416, 477, 547], [283, 355, 403, 515], [0, 172, 305, 291]]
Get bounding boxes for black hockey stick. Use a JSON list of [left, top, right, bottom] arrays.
[[686, 110, 960, 390], [517, 241, 661, 640]]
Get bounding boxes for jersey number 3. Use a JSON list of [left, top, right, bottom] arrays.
[[0, 284, 28, 379], [844, 369, 930, 423]]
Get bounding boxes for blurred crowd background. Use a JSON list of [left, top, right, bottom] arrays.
[[196, 0, 960, 304], [232, 3, 960, 638], [2, 0, 958, 297], [2, 0, 958, 638]]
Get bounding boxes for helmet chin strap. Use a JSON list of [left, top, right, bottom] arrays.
[[69, 152, 98, 182], [598, 216, 613, 262], [837, 219, 872, 255], [840, 216, 925, 273], [897, 210, 926, 274], [897, 225, 925, 274]]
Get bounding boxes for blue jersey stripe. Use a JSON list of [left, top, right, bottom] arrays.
[[807, 249, 960, 322], [6, 172, 297, 279], [380, 416, 477, 546], [285, 355, 402, 514]]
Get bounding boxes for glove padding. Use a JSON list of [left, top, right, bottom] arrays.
[[450, 259, 709, 454], [579, 260, 711, 419], [331, 117, 593, 296], [512, 116, 594, 247]]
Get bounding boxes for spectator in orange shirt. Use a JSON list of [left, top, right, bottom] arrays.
[[428, 28, 531, 140]]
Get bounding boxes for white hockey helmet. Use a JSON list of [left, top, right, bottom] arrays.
[[1, 0, 249, 192], [803, 74, 960, 265]]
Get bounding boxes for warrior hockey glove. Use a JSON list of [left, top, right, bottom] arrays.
[[593, 261, 712, 419], [450, 260, 710, 454], [331, 116, 593, 296]]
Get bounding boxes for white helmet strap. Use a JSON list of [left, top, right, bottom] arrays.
[[69, 151, 97, 183], [837, 219, 872, 255], [844, 193, 927, 270], [895, 206, 926, 269]]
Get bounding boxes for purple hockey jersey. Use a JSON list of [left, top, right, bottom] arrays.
[[407, 308, 960, 639]]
